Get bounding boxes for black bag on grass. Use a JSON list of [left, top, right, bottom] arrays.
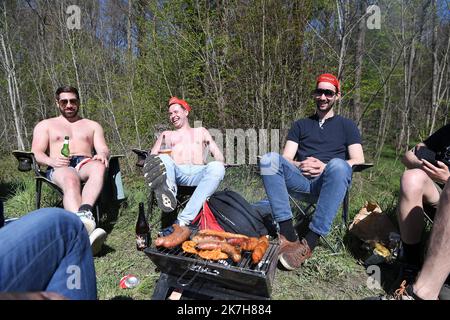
[[207, 190, 276, 238]]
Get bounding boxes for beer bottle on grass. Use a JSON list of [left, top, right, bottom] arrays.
[[136, 202, 150, 250]]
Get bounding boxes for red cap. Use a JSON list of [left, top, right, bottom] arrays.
[[316, 73, 340, 92], [168, 97, 191, 112]]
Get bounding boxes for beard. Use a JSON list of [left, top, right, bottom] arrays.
[[59, 107, 79, 119], [316, 100, 335, 113]]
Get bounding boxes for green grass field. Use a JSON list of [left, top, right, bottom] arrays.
[[1, 149, 405, 300]]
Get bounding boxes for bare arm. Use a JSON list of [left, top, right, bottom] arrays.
[[92, 122, 110, 167], [203, 128, 224, 163], [31, 121, 68, 168], [282, 140, 301, 167], [346, 143, 365, 167], [402, 142, 426, 169], [150, 131, 169, 155]]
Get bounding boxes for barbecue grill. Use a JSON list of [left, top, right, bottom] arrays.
[[144, 237, 279, 300]]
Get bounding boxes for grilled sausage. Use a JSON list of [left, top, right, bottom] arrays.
[[196, 241, 242, 263], [154, 224, 191, 248], [251, 236, 269, 264], [226, 237, 248, 246], [192, 234, 225, 243], [239, 237, 259, 251], [197, 229, 249, 240]]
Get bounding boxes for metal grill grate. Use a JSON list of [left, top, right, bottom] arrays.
[[144, 237, 280, 299]]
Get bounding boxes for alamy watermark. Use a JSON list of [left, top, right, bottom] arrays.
[[192, 121, 281, 168], [366, 265, 382, 290], [66, 265, 81, 290], [66, 5, 81, 30], [366, 5, 381, 30]]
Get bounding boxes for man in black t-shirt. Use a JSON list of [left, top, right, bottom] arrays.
[[258, 73, 365, 270], [395, 124, 450, 286]]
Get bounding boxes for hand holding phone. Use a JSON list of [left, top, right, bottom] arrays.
[[414, 146, 438, 167]]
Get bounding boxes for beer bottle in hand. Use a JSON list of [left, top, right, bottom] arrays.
[[61, 136, 70, 157], [159, 134, 172, 155], [136, 202, 150, 251]]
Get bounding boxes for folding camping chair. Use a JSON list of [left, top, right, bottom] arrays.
[[12, 150, 126, 224], [289, 163, 373, 253]]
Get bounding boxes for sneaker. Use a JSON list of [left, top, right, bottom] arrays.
[[76, 210, 96, 235], [143, 155, 177, 212], [278, 238, 312, 271], [278, 234, 300, 255], [90, 228, 107, 256]]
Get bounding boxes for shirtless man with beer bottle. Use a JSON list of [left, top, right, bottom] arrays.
[[31, 86, 109, 255]]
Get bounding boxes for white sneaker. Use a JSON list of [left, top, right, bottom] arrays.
[[76, 210, 96, 235], [90, 228, 107, 256]]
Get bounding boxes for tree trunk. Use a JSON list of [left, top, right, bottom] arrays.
[[429, 0, 438, 134], [0, 32, 25, 150], [353, 0, 366, 131], [127, 0, 132, 54]]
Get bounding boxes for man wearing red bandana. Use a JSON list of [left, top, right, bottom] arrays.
[[143, 97, 225, 236], [257, 73, 365, 270]]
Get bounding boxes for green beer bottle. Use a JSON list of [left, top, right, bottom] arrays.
[[61, 136, 70, 157]]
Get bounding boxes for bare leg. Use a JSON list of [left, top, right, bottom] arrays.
[[51, 168, 82, 212], [398, 169, 441, 244], [413, 183, 450, 299], [78, 160, 106, 207]]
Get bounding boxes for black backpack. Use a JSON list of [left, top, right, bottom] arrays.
[[207, 190, 277, 238]]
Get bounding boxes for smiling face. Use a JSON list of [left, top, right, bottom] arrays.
[[168, 104, 189, 129], [56, 92, 80, 119], [314, 82, 340, 114]]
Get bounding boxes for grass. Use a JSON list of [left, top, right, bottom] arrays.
[[1, 148, 405, 300]]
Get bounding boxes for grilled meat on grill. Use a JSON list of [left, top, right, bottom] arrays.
[[196, 241, 242, 263], [181, 240, 198, 254], [197, 229, 249, 240], [252, 236, 269, 264], [198, 249, 228, 260]]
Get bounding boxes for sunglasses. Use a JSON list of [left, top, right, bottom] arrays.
[[58, 99, 79, 106], [312, 89, 336, 99]]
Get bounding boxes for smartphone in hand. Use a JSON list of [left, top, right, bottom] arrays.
[[414, 146, 439, 167]]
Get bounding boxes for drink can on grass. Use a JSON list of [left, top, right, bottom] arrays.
[[119, 274, 140, 289]]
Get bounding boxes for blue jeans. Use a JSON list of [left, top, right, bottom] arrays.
[[259, 152, 352, 236], [0, 208, 97, 299], [0, 200, 3, 228], [158, 154, 225, 226]]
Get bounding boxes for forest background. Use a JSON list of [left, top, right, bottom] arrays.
[[0, 0, 449, 300]]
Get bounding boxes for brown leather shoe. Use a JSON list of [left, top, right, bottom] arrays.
[[279, 238, 312, 271], [278, 234, 300, 255]]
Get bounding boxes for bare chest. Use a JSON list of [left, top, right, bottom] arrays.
[[169, 129, 204, 148], [48, 121, 94, 146]]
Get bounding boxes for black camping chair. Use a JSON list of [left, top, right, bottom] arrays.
[[12, 150, 126, 224], [288, 163, 373, 253]]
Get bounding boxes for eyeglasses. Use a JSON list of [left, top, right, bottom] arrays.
[[312, 89, 336, 99], [58, 99, 79, 106]]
